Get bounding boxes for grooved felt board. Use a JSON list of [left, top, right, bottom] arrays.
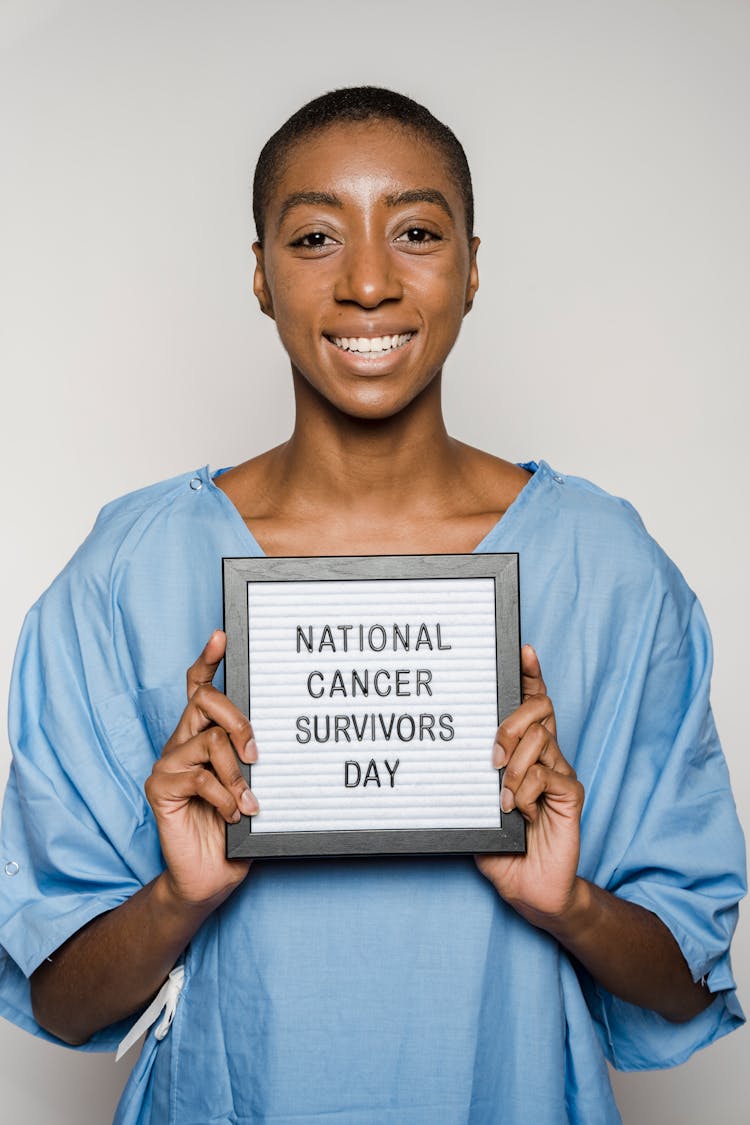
[[224, 555, 524, 858]]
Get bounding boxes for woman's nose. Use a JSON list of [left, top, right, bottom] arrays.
[[333, 238, 403, 308]]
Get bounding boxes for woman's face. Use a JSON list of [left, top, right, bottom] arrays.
[[253, 119, 479, 421]]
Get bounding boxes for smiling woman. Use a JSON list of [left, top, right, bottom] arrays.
[[215, 100, 507, 559], [0, 86, 744, 1125], [246, 114, 478, 436]]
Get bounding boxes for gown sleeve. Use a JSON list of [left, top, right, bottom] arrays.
[[0, 532, 163, 1050], [575, 550, 746, 1070]]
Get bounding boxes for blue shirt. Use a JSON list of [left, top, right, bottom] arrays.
[[0, 461, 745, 1124]]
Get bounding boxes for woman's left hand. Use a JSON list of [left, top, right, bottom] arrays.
[[475, 645, 585, 929]]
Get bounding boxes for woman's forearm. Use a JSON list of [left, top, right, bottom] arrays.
[[541, 877, 711, 1022], [31, 633, 258, 1047], [30, 873, 216, 1045]]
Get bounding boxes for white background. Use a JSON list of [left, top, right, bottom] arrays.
[[0, 1, 748, 1121]]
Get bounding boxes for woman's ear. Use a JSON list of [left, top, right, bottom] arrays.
[[464, 236, 480, 314], [252, 242, 275, 319]]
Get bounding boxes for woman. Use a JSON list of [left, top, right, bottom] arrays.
[[0, 87, 744, 1124]]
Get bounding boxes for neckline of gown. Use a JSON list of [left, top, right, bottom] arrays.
[[204, 459, 550, 558]]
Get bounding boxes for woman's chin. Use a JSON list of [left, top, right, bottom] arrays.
[[294, 368, 439, 425]]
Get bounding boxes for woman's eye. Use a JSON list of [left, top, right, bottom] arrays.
[[290, 231, 335, 249], [396, 227, 441, 246]]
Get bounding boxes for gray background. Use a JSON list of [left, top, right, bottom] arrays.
[[1, 1, 748, 1121]]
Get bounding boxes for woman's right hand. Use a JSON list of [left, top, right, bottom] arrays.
[[145, 629, 258, 910]]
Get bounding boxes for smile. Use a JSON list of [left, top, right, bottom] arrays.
[[327, 333, 415, 354]]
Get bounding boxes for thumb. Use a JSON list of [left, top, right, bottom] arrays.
[[186, 629, 226, 700], [521, 643, 547, 700]]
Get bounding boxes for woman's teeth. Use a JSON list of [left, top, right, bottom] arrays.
[[330, 333, 414, 353]]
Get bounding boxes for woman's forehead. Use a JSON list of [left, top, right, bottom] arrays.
[[267, 121, 462, 218]]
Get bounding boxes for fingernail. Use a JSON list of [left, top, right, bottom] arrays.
[[230, 809, 241, 824], [500, 787, 515, 814], [241, 789, 259, 815], [244, 738, 258, 763], [493, 742, 506, 769]]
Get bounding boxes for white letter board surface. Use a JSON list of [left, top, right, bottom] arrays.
[[223, 554, 524, 858]]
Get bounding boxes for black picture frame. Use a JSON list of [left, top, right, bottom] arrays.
[[223, 554, 524, 859]]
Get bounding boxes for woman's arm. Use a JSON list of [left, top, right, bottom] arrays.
[[541, 877, 710, 1022], [475, 645, 712, 1024], [31, 631, 257, 1045], [31, 873, 216, 1045]]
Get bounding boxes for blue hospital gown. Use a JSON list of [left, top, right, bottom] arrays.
[[0, 461, 745, 1124]]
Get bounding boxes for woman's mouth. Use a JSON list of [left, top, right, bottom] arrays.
[[326, 332, 415, 355]]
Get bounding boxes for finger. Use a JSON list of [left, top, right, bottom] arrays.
[[170, 683, 257, 763], [158, 727, 259, 817], [500, 723, 574, 804], [492, 693, 557, 767], [504, 763, 584, 822], [520, 644, 547, 700], [186, 629, 226, 702], [499, 726, 572, 811], [147, 764, 256, 824], [185, 630, 257, 763]]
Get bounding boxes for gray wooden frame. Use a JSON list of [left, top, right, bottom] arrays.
[[223, 554, 524, 859]]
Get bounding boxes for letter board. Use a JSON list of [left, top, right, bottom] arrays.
[[224, 554, 524, 858]]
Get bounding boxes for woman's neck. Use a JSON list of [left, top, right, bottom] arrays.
[[279, 374, 463, 521], [216, 370, 529, 555]]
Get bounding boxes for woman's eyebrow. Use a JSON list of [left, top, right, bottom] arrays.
[[276, 187, 455, 231], [277, 191, 342, 229], [383, 189, 454, 221]]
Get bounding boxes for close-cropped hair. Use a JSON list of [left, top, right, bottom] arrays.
[[252, 85, 475, 244]]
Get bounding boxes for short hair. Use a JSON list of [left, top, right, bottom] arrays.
[[252, 86, 474, 244]]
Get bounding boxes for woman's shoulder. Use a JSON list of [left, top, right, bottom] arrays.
[[470, 449, 654, 552], [532, 460, 652, 539], [92, 466, 211, 535], [524, 460, 693, 601], [35, 467, 218, 610]]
